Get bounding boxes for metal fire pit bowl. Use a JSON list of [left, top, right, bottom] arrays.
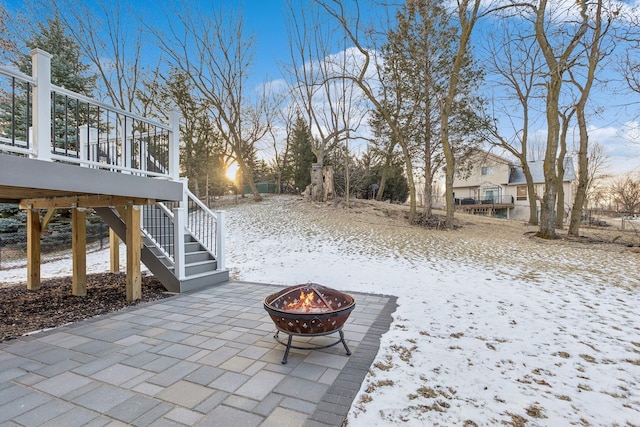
[[263, 283, 356, 364]]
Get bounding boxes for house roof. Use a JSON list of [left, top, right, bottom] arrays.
[[509, 158, 576, 185]]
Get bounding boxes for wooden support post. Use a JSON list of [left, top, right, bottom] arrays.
[[72, 209, 87, 296], [109, 228, 120, 273], [26, 209, 41, 291], [124, 205, 142, 302]]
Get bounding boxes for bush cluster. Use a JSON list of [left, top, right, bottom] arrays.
[[0, 205, 108, 254]]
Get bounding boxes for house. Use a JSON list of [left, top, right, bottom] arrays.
[[452, 150, 576, 221]]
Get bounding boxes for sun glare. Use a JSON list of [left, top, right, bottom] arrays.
[[226, 162, 239, 181]]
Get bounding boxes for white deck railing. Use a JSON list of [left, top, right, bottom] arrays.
[[0, 48, 180, 181]]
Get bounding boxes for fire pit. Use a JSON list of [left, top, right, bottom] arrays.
[[263, 283, 356, 364]]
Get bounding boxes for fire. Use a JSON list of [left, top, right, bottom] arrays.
[[285, 290, 326, 313]]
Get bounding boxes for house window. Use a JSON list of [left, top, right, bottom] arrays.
[[517, 185, 527, 201], [481, 166, 493, 176]]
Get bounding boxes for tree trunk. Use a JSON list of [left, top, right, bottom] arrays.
[[238, 158, 262, 201], [519, 162, 539, 225], [376, 171, 388, 202], [570, 0, 603, 237], [193, 179, 200, 199], [555, 144, 567, 229], [538, 164, 558, 238], [275, 172, 282, 194], [440, 0, 481, 230], [423, 176, 433, 218], [534, 0, 589, 239], [423, 122, 433, 218], [556, 110, 573, 228], [569, 122, 589, 236], [322, 166, 334, 202], [376, 157, 392, 202], [398, 141, 417, 223], [310, 163, 323, 202]]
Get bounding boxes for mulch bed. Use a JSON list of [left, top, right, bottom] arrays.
[[0, 273, 171, 342]]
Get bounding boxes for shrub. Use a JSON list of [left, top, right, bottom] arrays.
[[0, 218, 23, 233], [0, 204, 19, 218]]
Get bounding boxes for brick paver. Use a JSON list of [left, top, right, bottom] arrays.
[[0, 281, 396, 426]]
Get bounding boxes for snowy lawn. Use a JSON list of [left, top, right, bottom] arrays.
[[1, 195, 638, 426], [223, 196, 639, 426]]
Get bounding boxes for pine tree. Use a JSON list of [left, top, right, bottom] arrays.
[[379, 0, 486, 218], [287, 115, 315, 192], [0, 16, 97, 151], [16, 17, 96, 95]]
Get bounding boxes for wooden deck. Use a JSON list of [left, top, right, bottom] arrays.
[[455, 202, 513, 218], [0, 153, 183, 205], [1, 49, 227, 300]]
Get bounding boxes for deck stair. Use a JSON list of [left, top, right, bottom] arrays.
[[95, 191, 228, 293]]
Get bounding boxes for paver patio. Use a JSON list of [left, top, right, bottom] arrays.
[[0, 281, 396, 426]]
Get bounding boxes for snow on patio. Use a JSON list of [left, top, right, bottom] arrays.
[[2, 195, 639, 426]]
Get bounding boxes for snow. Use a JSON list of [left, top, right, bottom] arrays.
[[1, 195, 639, 426]]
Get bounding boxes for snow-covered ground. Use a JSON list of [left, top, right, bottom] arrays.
[[2, 195, 639, 426]]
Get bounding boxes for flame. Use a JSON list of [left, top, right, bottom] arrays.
[[286, 290, 325, 312]]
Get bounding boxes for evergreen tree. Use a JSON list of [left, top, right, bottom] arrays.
[[16, 17, 96, 95], [286, 115, 315, 192], [0, 16, 97, 151], [379, 0, 485, 217]]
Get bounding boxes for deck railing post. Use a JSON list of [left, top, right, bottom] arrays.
[[31, 48, 52, 161], [173, 177, 189, 280], [215, 210, 225, 271], [169, 109, 180, 181], [173, 205, 186, 280], [121, 116, 133, 173]]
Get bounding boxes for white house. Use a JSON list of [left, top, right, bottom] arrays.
[[452, 150, 576, 221]]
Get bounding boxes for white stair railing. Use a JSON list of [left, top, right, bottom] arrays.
[[142, 187, 225, 279]]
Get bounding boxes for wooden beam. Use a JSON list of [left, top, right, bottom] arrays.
[[124, 205, 142, 302], [72, 209, 87, 296], [41, 208, 56, 229], [19, 195, 156, 209], [109, 228, 120, 273], [26, 209, 41, 291]]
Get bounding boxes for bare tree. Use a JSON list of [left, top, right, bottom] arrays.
[[382, 0, 481, 219], [312, 0, 495, 224], [37, 0, 146, 112], [526, 0, 590, 239], [620, 6, 640, 99], [153, 3, 272, 200], [314, 0, 427, 221], [285, 0, 367, 203], [485, 23, 545, 225], [611, 173, 640, 214], [556, 106, 575, 228], [581, 141, 610, 210], [567, 0, 615, 236]]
